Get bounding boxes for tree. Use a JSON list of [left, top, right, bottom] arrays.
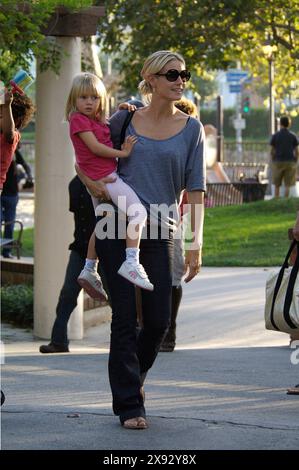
[[98, 0, 299, 109], [0, 0, 93, 82]]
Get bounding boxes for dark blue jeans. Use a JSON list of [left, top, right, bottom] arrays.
[[0, 194, 19, 257], [51, 250, 85, 346], [95, 222, 174, 423]]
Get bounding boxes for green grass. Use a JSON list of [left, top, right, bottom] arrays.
[[17, 198, 298, 266], [17, 228, 34, 257], [201, 198, 298, 266], [21, 131, 35, 141]]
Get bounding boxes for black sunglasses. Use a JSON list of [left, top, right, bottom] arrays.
[[155, 69, 191, 82]]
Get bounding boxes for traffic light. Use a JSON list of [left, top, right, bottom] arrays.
[[242, 96, 250, 114]]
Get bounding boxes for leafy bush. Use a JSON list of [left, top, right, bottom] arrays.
[[1, 284, 33, 327]]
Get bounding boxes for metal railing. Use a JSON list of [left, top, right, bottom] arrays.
[[205, 182, 268, 207], [223, 141, 269, 163]]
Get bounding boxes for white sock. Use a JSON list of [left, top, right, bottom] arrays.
[[126, 248, 140, 264], [85, 259, 98, 272]]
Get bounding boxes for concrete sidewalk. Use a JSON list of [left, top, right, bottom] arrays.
[[1, 267, 299, 450]]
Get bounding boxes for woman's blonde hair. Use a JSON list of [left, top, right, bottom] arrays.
[[65, 72, 108, 122], [138, 50, 185, 102]]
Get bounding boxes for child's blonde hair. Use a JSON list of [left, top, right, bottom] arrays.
[[65, 72, 108, 122], [175, 97, 198, 118], [138, 50, 185, 103]]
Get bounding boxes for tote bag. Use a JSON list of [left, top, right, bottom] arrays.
[[265, 240, 299, 333]]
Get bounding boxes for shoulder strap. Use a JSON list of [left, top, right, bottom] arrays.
[[120, 111, 135, 146], [270, 240, 299, 330]]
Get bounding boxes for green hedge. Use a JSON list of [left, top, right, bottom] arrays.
[[200, 108, 299, 140], [1, 285, 33, 327]]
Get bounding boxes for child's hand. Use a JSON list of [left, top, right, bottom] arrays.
[[120, 135, 138, 157], [118, 102, 137, 112]]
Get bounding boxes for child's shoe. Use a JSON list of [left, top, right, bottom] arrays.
[[77, 268, 108, 301], [117, 260, 154, 291]]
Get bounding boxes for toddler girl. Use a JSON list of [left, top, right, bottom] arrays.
[[65, 73, 153, 299]]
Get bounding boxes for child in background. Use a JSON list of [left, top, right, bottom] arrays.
[[160, 97, 199, 352], [0, 89, 34, 191], [65, 73, 153, 300]]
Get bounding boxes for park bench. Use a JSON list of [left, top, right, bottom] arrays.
[[0, 220, 23, 259], [221, 161, 269, 184], [205, 161, 268, 207]]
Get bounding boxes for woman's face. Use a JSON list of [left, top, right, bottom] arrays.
[[152, 59, 187, 102]]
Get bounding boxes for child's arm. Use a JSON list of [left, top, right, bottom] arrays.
[[78, 131, 137, 159], [118, 102, 137, 112], [2, 90, 15, 143]]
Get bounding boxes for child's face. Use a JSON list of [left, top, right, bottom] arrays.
[[76, 94, 100, 119]]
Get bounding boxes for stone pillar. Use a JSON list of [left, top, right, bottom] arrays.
[[34, 37, 83, 340]]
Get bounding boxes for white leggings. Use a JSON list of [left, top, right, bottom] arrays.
[[90, 172, 147, 228]]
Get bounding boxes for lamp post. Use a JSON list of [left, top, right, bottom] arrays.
[[262, 41, 277, 136]]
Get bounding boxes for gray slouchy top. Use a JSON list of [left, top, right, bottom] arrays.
[[109, 109, 206, 230]]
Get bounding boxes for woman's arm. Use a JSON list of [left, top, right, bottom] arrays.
[[78, 132, 137, 159], [75, 163, 116, 200], [184, 190, 204, 283]]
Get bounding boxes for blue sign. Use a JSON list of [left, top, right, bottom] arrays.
[[227, 70, 248, 82], [229, 84, 242, 93]]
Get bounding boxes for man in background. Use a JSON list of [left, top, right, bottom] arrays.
[[270, 116, 299, 198]]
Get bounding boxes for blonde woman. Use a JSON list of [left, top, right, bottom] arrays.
[[79, 51, 206, 429]]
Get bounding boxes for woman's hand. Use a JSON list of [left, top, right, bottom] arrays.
[[87, 176, 116, 199], [75, 163, 116, 199], [183, 248, 202, 283], [119, 135, 138, 158]]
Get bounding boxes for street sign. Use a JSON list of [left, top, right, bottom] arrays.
[[233, 118, 246, 130], [227, 69, 249, 82], [229, 84, 242, 93]]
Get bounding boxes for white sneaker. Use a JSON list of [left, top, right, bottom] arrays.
[[77, 268, 108, 301], [117, 260, 154, 291]]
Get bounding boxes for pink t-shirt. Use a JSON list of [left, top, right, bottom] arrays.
[[0, 130, 20, 189], [70, 112, 117, 180]]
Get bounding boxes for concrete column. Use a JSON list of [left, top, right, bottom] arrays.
[[34, 37, 83, 340]]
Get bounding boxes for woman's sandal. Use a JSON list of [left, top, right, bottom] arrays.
[[286, 383, 299, 395], [122, 417, 148, 430]]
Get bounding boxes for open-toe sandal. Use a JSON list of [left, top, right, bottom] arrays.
[[122, 417, 148, 430]]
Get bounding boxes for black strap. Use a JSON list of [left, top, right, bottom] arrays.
[[120, 110, 135, 146], [284, 241, 299, 328], [270, 240, 299, 330]]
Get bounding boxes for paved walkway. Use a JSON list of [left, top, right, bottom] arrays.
[[1, 267, 299, 451], [17, 192, 34, 229]]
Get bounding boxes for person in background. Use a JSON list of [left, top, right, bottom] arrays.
[[0, 88, 34, 407], [0, 89, 34, 192], [1, 145, 33, 258], [39, 176, 109, 354], [160, 97, 198, 352], [270, 116, 299, 198]]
